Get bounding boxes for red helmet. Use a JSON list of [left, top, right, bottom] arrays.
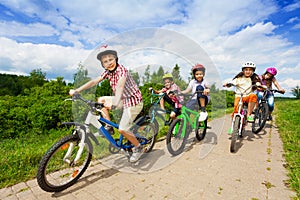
[[192, 64, 206, 74], [266, 67, 277, 76]]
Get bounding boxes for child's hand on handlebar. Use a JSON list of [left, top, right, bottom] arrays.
[[69, 89, 78, 96]]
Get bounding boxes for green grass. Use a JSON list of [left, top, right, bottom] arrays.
[[274, 98, 300, 199], [0, 99, 298, 197], [0, 129, 69, 188]]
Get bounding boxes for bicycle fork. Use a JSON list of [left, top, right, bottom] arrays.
[[63, 127, 87, 166]]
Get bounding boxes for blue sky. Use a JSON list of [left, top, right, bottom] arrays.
[[0, 0, 300, 96]]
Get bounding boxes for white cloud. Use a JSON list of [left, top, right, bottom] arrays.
[[0, 0, 299, 90], [0, 21, 58, 36], [0, 37, 90, 80], [283, 1, 300, 12]]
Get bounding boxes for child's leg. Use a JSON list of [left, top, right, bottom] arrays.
[[98, 96, 112, 121], [159, 98, 165, 110], [199, 98, 206, 111], [119, 102, 143, 147], [247, 94, 257, 115]]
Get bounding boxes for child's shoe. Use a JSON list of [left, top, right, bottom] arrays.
[[247, 115, 254, 123], [198, 111, 208, 121], [130, 144, 144, 163]]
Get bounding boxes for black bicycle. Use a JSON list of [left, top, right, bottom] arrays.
[[252, 88, 284, 134]]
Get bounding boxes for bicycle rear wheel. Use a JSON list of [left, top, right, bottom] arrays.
[[132, 118, 158, 153], [230, 116, 240, 153], [166, 118, 188, 156], [252, 102, 269, 134], [195, 119, 207, 141], [37, 133, 92, 192]]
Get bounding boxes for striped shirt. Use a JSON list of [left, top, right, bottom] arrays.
[[100, 64, 142, 108]]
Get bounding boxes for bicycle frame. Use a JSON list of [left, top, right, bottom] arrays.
[[149, 90, 172, 124], [228, 84, 253, 136], [231, 95, 247, 136], [66, 95, 151, 161], [172, 91, 205, 138]]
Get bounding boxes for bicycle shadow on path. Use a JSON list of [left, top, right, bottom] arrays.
[[51, 167, 119, 197], [228, 123, 272, 153]]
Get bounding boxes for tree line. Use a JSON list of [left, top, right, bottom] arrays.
[[0, 64, 245, 139]]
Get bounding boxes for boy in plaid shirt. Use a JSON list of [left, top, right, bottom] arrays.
[[69, 45, 144, 163]]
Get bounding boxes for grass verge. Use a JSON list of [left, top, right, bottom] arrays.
[[274, 98, 300, 199]]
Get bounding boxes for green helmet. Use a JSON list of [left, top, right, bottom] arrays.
[[162, 73, 173, 80]]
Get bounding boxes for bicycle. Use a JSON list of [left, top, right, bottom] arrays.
[[149, 89, 174, 129], [225, 83, 255, 153], [252, 87, 284, 134], [37, 94, 158, 192], [166, 91, 208, 156]]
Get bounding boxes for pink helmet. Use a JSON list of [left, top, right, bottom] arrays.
[[192, 63, 206, 74], [266, 67, 277, 76]]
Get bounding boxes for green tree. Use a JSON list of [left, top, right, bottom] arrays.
[[291, 85, 300, 99], [130, 70, 140, 86], [29, 68, 46, 86], [171, 64, 187, 89], [151, 66, 165, 84], [73, 63, 90, 88], [142, 65, 151, 84]]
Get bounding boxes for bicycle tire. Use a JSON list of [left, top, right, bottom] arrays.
[[195, 119, 208, 141], [252, 102, 269, 134], [37, 133, 93, 192], [166, 118, 189, 156], [230, 116, 240, 153], [132, 118, 158, 153]]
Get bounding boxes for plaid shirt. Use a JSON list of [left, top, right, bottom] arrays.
[[100, 64, 142, 108]]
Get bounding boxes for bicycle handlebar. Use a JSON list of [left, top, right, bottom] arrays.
[[71, 93, 104, 110], [224, 83, 285, 95]]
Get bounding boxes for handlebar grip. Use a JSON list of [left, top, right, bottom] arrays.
[[224, 83, 233, 87]]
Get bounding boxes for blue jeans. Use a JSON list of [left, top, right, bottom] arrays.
[[257, 91, 274, 112]]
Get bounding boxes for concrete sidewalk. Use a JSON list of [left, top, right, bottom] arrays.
[[0, 115, 296, 200]]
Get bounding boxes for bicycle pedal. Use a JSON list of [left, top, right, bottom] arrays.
[[207, 126, 212, 129]]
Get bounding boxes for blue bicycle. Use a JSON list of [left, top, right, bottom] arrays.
[[37, 94, 158, 192]]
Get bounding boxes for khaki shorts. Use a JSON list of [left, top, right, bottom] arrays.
[[98, 96, 143, 131]]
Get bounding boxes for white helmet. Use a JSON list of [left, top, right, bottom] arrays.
[[242, 61, 256, 71], [96, 44, 118, 61]]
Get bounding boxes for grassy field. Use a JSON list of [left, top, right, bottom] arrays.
[[274, 98, 300, 199], [0, 99, 299, 198]]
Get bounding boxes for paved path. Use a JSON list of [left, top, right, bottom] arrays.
[[0, 115, 296, 200]]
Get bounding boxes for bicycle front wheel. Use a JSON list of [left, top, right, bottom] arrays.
[[37, 134, 93, 192], [195, 119, 207, 141], [230, 116, 240, 153], [252, 102, 269, 134], [166, 118, 188, 156]]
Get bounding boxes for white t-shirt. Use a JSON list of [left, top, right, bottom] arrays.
[[187, 79, 210, 100], [230, 76, 253, 97]]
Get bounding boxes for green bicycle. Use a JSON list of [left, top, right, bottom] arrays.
[[166, 91, 208, 156]]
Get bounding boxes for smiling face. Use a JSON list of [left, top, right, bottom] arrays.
[[100, 54, 117, 71], [194, 70, 205, 82], [163, 78, 173, 89], [242, 67, 254, 78]]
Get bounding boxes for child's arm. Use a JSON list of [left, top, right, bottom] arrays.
[[180, 86, 191, 94], [69, 76, 103, 96], [113, 76, 126, 107], [273, 79, 285, 93], [149, 87, 163, 94]]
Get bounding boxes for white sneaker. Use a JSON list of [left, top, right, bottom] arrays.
[[129, 145, 144, 163], [198, 111, 208, 121]]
